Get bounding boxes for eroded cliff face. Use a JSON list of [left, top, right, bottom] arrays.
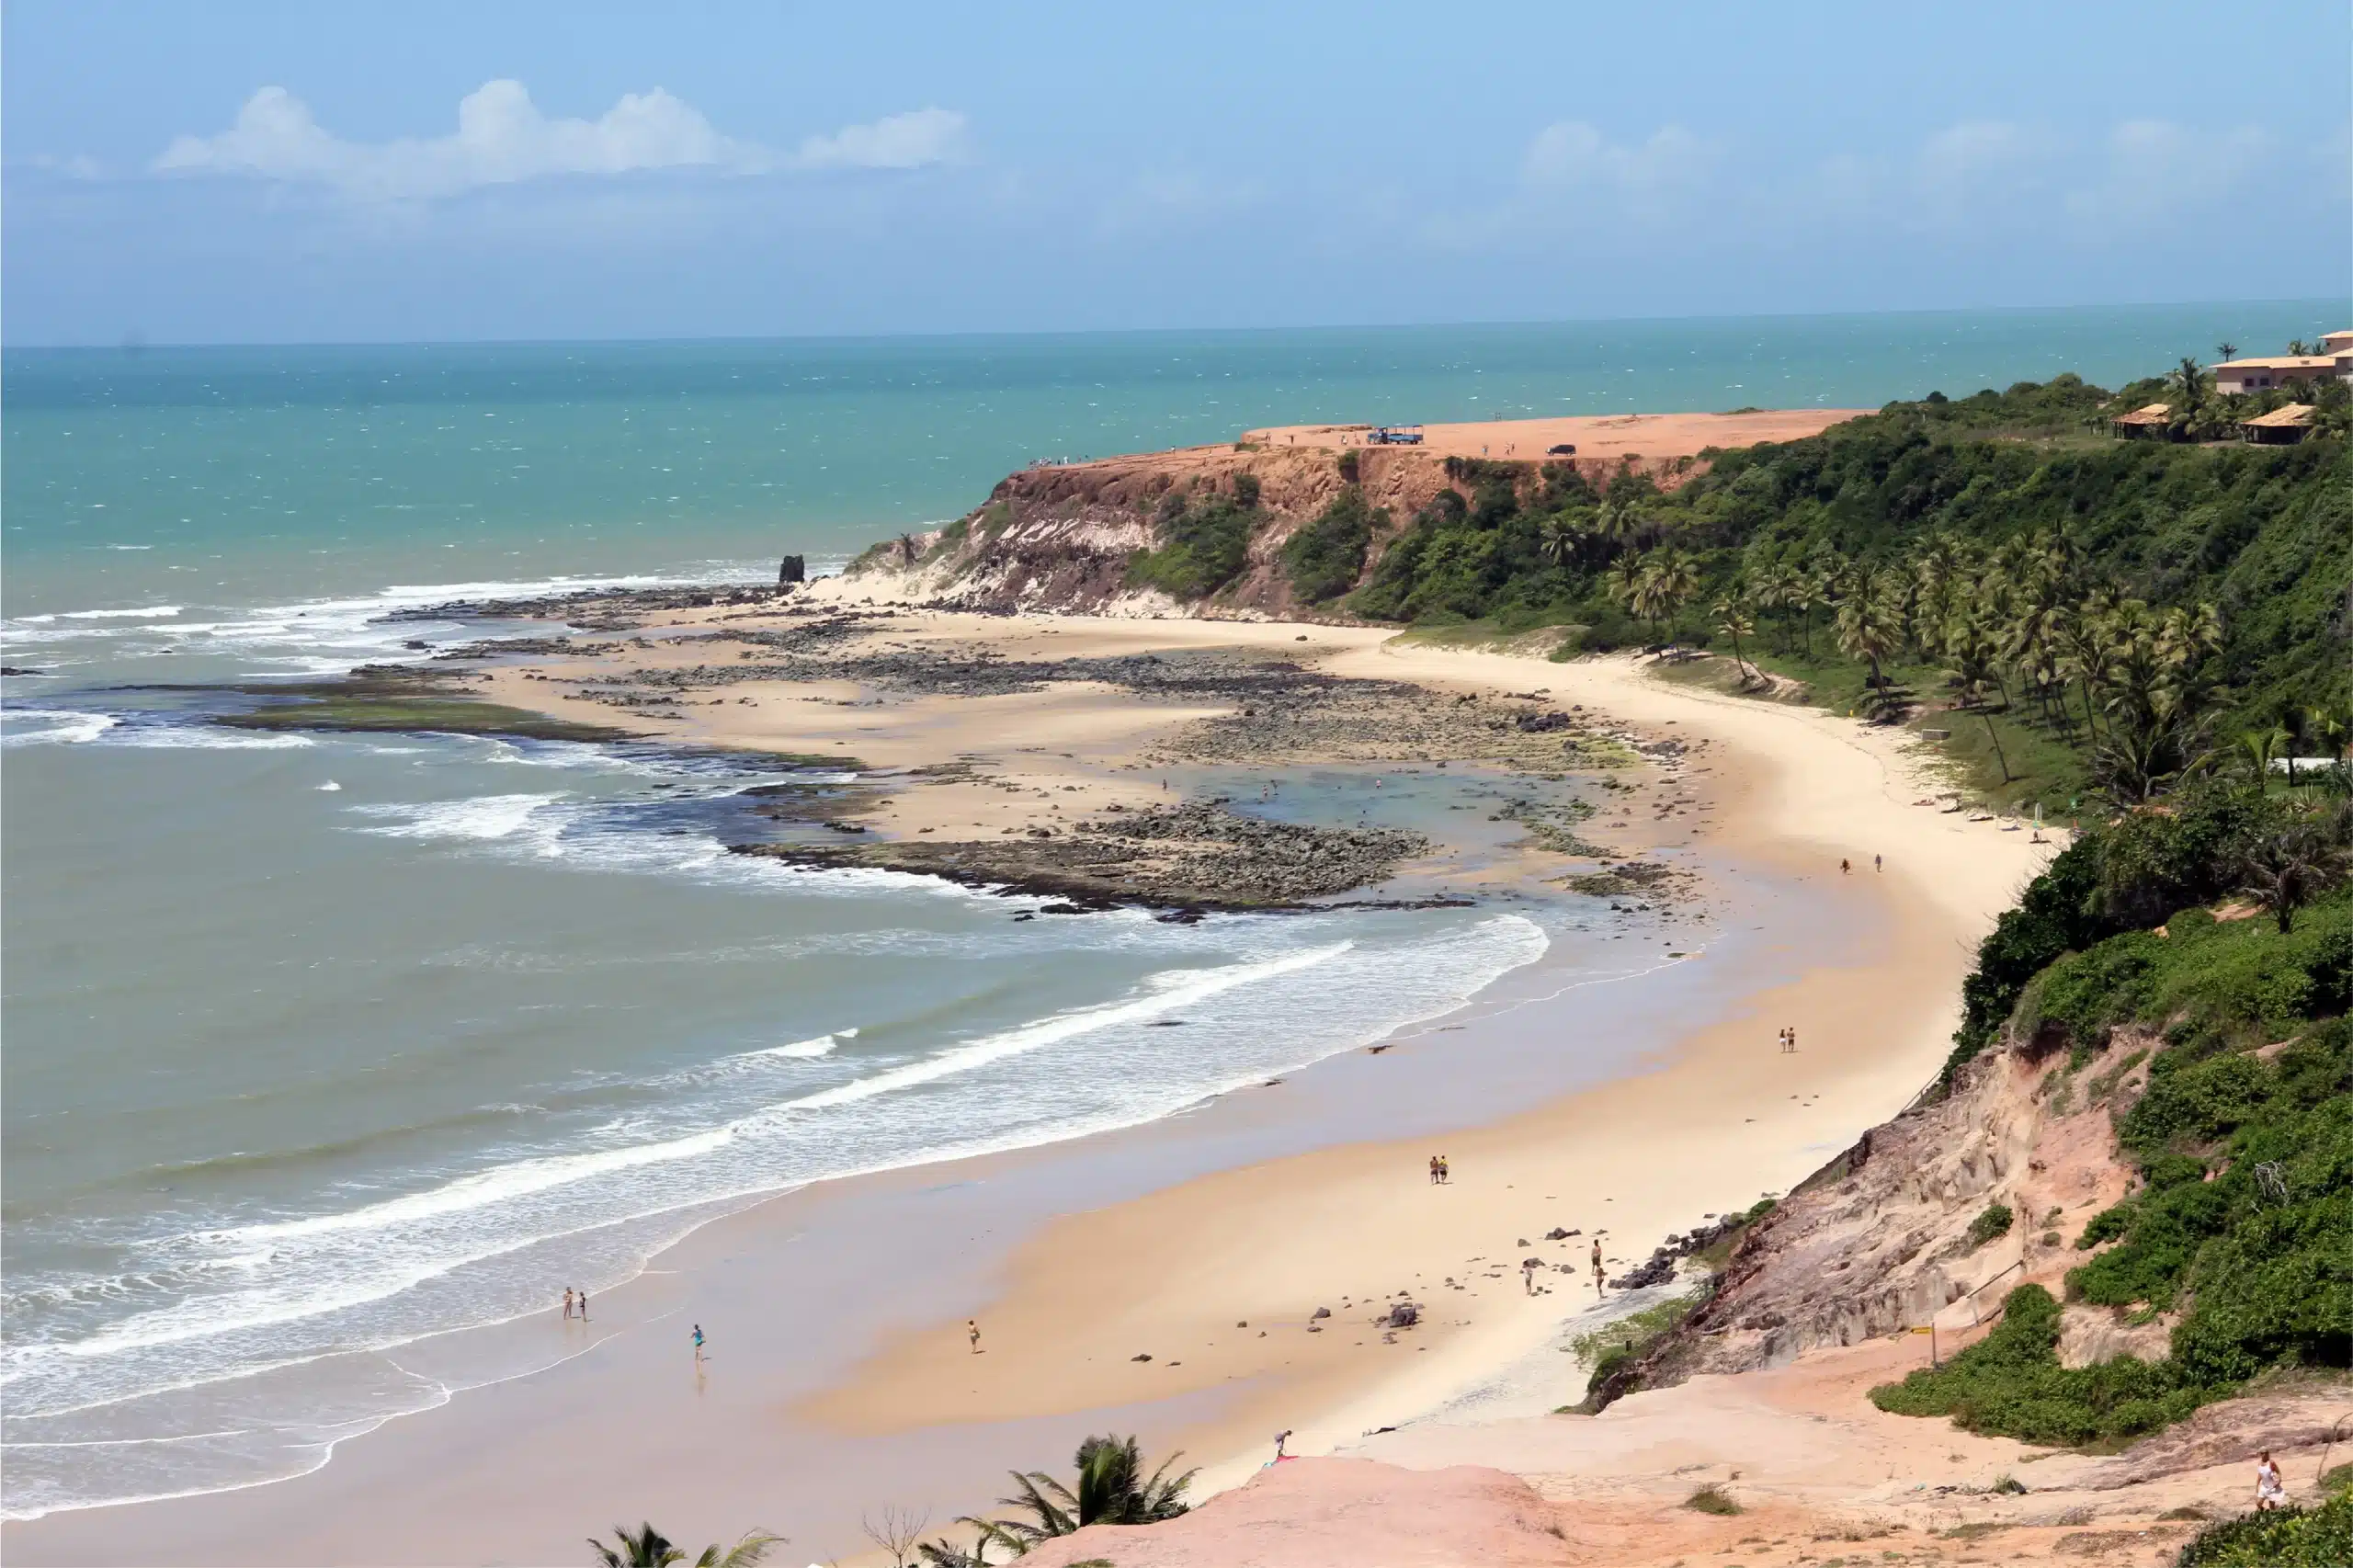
[[1631, 1030, 2158, 1390], [842, 441, 1706, 618]]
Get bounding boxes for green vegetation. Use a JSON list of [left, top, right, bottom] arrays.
[[2176, 1493, 2352, 1567], [954, 1434, 1194, 1560], [1870, 1282, 2219, 1445], [1128, 481, 1263, 599], [1560, 1287, 1707, 1414], [1280, 486, 1384, 603], [1683, 1484, 1742, 1516], [1874, 790, 2353, 1447], [1966, 1202, 2015, 1249], [1141, 368, 2353, 812], [221, 680, 631, 744], [586, 1523, 780, 1568]]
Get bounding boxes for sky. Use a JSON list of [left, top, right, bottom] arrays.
[[5, 1, 2348, 345]]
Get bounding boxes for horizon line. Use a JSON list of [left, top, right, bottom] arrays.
[[4, 295, 2341, 355]]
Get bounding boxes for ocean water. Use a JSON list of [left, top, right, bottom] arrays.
[[0, 302, 2330, 1520]]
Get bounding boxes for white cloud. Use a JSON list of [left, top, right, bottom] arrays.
[[1520, 120, 1717, 201], [155, 82, 966, 201], [2065, 119, 2268, 227], [796, 108, 969, 170]]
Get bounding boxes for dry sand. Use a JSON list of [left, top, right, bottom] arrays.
[[5, 611, 2063, 1566], [1241, 409, 1871, 463], [797, 631, 2057, 1499]]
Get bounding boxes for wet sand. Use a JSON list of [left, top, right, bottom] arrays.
[[5, 620, 2057, 1565]]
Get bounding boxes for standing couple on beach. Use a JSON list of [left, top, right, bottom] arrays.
[[1778, 1027, 1799, 1053], [1427, 1154, 1450, 1185], [561, 1286, 590, 1321]]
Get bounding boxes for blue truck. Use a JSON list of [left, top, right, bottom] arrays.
[[1365, 426, 1425, 445]]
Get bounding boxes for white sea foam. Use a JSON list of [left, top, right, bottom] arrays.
[[0, 905, 1561, 1524], [348, 793, 564, 843], [1, 710, 119, 746], [109, 727, 316, 751], [20, 605, 182, 622]]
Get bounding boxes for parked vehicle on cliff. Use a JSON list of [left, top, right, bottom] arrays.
[[1366, 426, 1424, 445]]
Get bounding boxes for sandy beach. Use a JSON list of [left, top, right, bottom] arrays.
[[5, 606, 2056, 1565], [1240, 409, 1873, 463]]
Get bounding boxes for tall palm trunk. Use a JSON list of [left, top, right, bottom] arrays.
[[1982, 708, 2013, 783]]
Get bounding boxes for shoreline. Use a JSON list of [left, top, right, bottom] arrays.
[[4, 610, 2057, 1564]]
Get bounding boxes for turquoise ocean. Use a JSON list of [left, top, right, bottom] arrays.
[[1, 302, 2333, 1520]]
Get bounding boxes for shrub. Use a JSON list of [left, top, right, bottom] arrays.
[[1280, 488, 1381, 603], [1683, 1485, 1741, 1516], [1869, 1285, 2213, 1446], [1128, 492, 1258, 598], [1968, 1203, 2015, 1249], [2176, 1493, 2353, 1566]]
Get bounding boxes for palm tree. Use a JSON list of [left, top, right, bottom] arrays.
[[1602, 557, 1643, 624], [2094, 680, 2216, 806], [2055, 599, 2116, 742], [964, 1436, 1196, 1557], [1786, 566, 1828, 658], [2240, 824, 2351, 934], [1537, 514, 1581, 569], [2215, 341, 2238, 361], [1714, 597, 1760, 686], [1835, 570, 1904, 704], [2286, 338, 2314, 357], [2157, 602, 2223, 671], [1594, 491, 1647, 557], [2167, 357, 2210, 432], [1961, 678, 2013, 784], [589, 1526, 780, 1568], [2237, 725, 2290, 794]]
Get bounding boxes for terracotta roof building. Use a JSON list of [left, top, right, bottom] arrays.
[[2109, 402, 2176, 439], [2237, 404, 2314, 445]]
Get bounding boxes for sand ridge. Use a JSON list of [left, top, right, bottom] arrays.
[[1241, 408, 1872, 464]]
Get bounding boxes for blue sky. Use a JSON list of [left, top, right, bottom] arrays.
[[5, 1, 2347, 344]]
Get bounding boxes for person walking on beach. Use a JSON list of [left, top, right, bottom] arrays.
[[1427, 1155, 1441, 1186], [968, 1319, 983, 1355], [1840, 858, 1850, 875], [1874, 853, 1882, 873], [1591, 1239, 1606, 1292], [1438, 1155, 1450, 1185], [576, 1289, 589, 1322], [2256, 1450, 2286, 1511], [691, 1324, 705, 1364], [562, 1287, 574, 1321]]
